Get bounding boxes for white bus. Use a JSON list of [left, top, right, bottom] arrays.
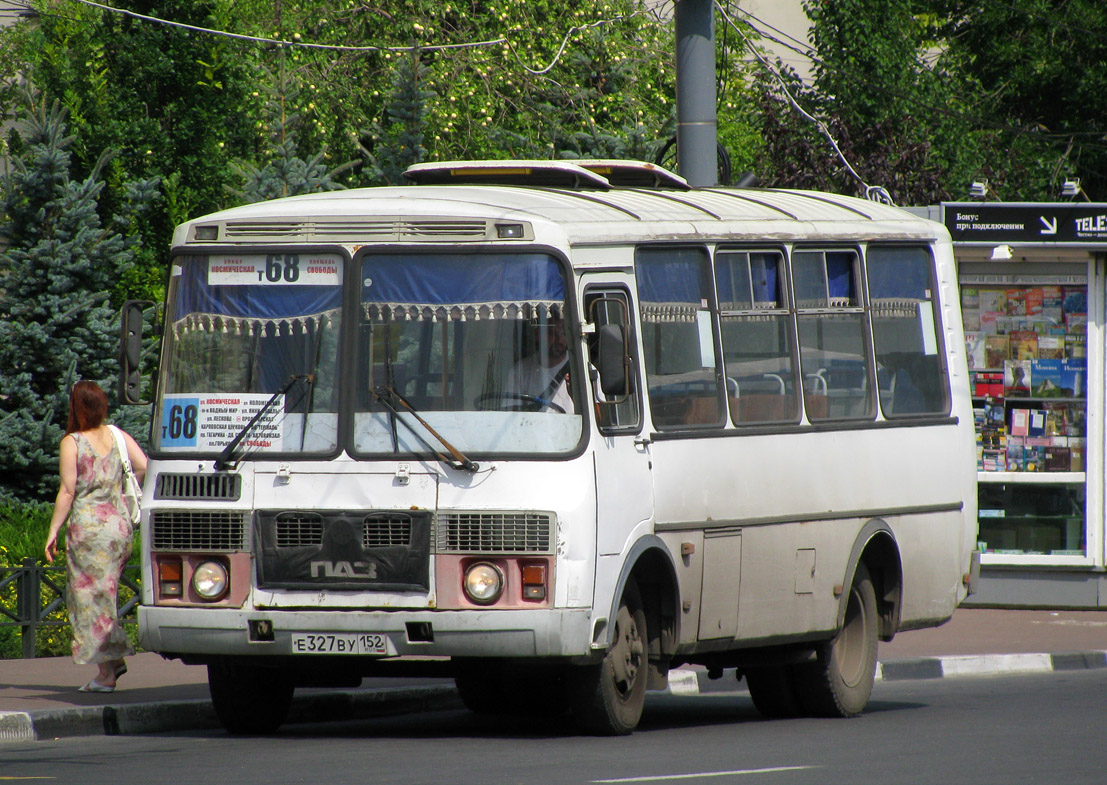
[[122, 160, 979, 735]]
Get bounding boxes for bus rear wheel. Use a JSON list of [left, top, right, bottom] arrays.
[[208, 656, 294, 735], [569, 579, 648, 735], [794, 562, 878, 717]]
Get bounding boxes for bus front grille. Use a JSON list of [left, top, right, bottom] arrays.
[[257, 509, 430, 591], [275, 512, 324, 547], [151, 511, 248, 551], [154, 472, 241, 501], [272, 512, 412, 548], [364, 513, 413, 547], [436, 511, 554, 554]]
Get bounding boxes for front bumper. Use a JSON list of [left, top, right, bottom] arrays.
[[139, 605, 594, 659]]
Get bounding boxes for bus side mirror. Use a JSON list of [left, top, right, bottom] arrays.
[[597, 323, 629, 397], [119, 300, 153, 405]]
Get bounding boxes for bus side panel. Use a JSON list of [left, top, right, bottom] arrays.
[[648, 420, 973, 646]]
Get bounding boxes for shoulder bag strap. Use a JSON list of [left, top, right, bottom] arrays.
[[108, 425, 136, 478]]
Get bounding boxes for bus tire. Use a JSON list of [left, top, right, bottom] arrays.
[[794, 562, 878, 718], [208, 657, 294, 735], [744, 666, 803, 718], [569, 579, 648, 735]]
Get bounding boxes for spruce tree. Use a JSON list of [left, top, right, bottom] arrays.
[[0, 90, 156, 502], [364, 47, 432, 185], [229, 60, 351, 204]]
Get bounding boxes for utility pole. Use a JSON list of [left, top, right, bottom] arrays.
[[674, 0, 718, 187]]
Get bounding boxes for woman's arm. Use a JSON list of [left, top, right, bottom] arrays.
[[45, 436, 77, 563], [123, 430, 148, 484]]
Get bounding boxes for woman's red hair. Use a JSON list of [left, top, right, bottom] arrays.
[[66, 381, 108, 433]]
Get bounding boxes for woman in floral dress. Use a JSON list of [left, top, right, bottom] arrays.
[[45, 381, 147, 693]]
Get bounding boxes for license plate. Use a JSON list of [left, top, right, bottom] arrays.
[[290, 633, 389, 655]]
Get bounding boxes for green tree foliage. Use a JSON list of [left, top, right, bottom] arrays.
[[744, 0, 1107, 204], [748, 0, 989, 204], [229, 59, 352, 202], [363, 47, 432, 185], [0, 91, 155, 502], [0, 0, 260, 301], [225, 0, 736, 178], [926, 0, 1107, 200]]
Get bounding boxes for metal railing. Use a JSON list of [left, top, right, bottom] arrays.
[[0, 558, 140, 659]]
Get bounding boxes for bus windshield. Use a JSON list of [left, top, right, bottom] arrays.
[[354, 252, 582, 457], [155, 253, 344, 455]]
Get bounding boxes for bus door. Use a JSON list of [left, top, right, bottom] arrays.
[[583, 284, 653, 558]]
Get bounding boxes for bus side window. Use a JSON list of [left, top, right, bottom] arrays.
[[715, 250, 800, 425], [793, 249, 874, 422], [585, 289, 641, 432], [866, 246, 950, 417], [635, 247, 725, 429]]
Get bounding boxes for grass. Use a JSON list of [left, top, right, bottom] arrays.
[[0, 499, 140, 659]]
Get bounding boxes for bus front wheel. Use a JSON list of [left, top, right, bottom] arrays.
[[794, 562, 878, 717], [208, 657, 294, 735], [569, 579, 648, 735]]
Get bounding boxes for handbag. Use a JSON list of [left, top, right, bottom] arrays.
[[109, 425, 142, 524]]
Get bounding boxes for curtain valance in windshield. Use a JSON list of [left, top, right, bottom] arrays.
[[361, 253, 565, 322], [171, 254, 343, 336]]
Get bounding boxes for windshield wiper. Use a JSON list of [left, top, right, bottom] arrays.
[[214, 374, 314, 471], [371, 385, 480, 473]]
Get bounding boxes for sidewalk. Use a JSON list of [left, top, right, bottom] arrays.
[[3, 608, 1106, 743]]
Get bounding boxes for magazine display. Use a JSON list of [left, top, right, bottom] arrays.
[[962, 283, 1087, 473]]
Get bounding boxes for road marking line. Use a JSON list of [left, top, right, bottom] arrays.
[[593, 766, 817, 782]]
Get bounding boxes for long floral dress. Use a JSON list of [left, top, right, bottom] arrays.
[[65, 432, 135, 665]]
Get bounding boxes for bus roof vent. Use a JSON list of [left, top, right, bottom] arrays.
[[404, 160, 613, 189], [216, 217, 493, 242], [574, 160, 691, 190]]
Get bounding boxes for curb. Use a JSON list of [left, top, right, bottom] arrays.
[[666, 651, 1107, 695], [877, 650, 1107, 681], [0, 684, 461, 743]]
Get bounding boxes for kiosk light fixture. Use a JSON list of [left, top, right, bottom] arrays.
[[1061, 179, 1089, 201]]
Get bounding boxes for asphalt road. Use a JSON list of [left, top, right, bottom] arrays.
[[2, 671, 1104, 785]]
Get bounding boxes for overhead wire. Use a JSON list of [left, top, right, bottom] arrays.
[[66, 0, 652, 76], [714, 1, 894, 204]]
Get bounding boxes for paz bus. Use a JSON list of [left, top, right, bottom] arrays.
[[120, 160, 979, 735]]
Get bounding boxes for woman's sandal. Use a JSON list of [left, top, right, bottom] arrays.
[[78, 679, 115, 693], [115, 662, 128, 679]]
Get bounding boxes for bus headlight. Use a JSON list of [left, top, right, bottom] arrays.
[[463, 562, 504, 605], [192, 560, 229, 601]]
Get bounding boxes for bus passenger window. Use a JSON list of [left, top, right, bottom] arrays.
[[793, 250, 874, 421], [867, 246, 950, 417], [636, 247, 723, 429], [715, 250, 799, 424]]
